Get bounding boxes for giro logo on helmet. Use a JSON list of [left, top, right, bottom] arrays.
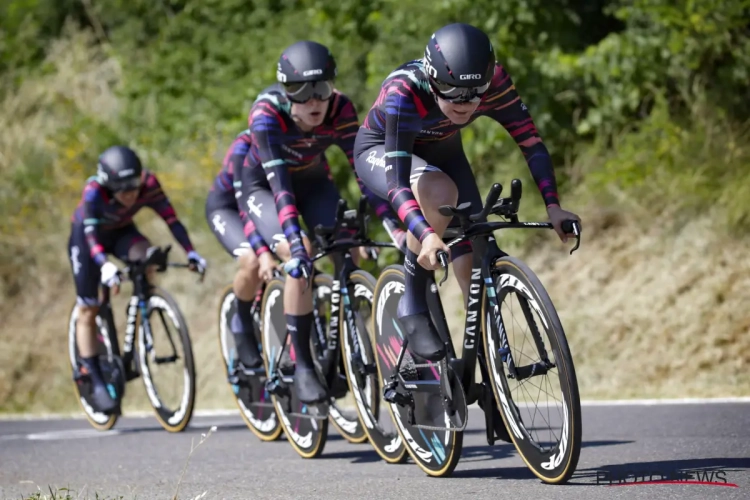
[[302, 69, 323, 76], [460, 74, 482, 80], [423, 58, 438, 79]]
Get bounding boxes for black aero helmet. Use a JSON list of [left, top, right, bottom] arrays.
[[423, 23, 496, 102], [96, 145, 143, 192], [276, 41, 337, 103]]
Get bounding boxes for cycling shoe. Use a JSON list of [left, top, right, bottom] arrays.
[[294, 368, 328, 404], [90, 384, 118, 414], [397, 311, 446, 362]]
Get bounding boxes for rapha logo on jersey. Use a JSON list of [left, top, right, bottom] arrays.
[[302, 69, 323, 77], [212, 214, 226, 235], [521, 102, 528, 111], [70, 245, 81, 275], [365, 150, 386, 170], [459, 74, 482, 80], [246, 196, 263, 218]]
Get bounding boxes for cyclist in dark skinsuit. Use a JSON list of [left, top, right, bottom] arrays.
[[68, 146, 207, 413], [236, 40, 406, 403], [354, 23, 581, 362], [205, 129, 280, 369]]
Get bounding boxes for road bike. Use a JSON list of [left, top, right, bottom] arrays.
[[372, 179, 583, 481], [68, 245, 204, 432], [216, 266, 368, 444], [260, 196, 397, 458]]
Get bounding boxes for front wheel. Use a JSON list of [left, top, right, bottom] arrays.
[[482, 256, 582, 484], [342, 269, 406, 464], [217, 285, 281, 441], [262, 275, 328, 459], [371, 265, 464, 477], [137, 288, 197, 433], [67, 302, 122, 431]]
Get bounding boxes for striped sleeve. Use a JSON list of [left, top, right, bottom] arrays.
[[247, 99, 306, 259], [81, 183, 108, 267], [383, 82, 434, 242], [142, 172, 195, 253], [482, 65, 560, 207]]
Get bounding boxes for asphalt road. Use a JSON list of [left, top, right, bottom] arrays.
[[1, 402, 749, 500]]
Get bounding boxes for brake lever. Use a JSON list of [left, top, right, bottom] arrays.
[[436, 250, 449, 286], [561, 220, 581, 255]]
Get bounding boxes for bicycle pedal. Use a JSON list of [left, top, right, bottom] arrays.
[[264, 377, 289, 397]]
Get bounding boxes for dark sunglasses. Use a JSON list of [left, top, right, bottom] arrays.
[[283, 80, 335, 103], [111, 176, 142, 193], [429, 78, 491, 103]]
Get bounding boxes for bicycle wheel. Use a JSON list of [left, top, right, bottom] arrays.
[[342, 269, 407, 463], [217, 284, 282, 441], [136, 287, 197, 433], [482, 256, 582, 484], [372, 265, 465, 477], [311, 273, 368, 444], [261, 275, 328, 459], [67, 301, 123, 431]]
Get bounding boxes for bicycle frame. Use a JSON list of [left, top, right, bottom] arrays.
[[99, 246, 192, 380]]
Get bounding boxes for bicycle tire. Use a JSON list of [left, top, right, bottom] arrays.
[[311, 273, 368, 444], [216, 284, 282, 441], [481, 256, 582, 484], [342, 269, 407, 463], [372, 265, 464, 477], [261, 275, 328, 459], [137, 287, 197, 433], [67, 301, 120, 431]]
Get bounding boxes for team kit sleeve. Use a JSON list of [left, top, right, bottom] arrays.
[[482, 65, 560, 208], [248, 100, 307, 260], [81, 184, 109, 267], [382, 83, 435, 242], [141, 173, 196, 254]]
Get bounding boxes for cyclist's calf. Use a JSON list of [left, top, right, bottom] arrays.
[[233, 251, 261, 301], [76, 304, 100, 358]]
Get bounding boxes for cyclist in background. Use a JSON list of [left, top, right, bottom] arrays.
[[236, 40, 406, 404], [353, 23, 581, 363], [68, 145, 207, 413]]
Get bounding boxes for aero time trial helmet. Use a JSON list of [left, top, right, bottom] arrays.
[[423, 23, 496, 103], [96, 145, 143, 192], [276, 41, 337, 103]]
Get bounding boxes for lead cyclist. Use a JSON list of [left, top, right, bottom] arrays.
[[353, 23, 582, 362]]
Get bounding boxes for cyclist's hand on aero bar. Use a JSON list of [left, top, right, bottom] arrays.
[[418, 233, 450, 271], [100, 261, 122, 295], [547, 205, 582, 243], [283, 250, 312, 280]]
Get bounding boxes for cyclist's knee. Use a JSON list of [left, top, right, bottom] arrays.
[[128, 239, 150, 261], [77, 304, 99, 323], [414, 171, 459, 209], [275, 241, 291, 261], [237, 251, 259, 274]]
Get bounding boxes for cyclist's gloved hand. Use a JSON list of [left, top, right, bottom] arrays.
[[100, 261, 122, 293], [283, 255, 312, 279], [283, 239, 312, 279], [383, 217, 407, 254], [187, 250, 207, 274]]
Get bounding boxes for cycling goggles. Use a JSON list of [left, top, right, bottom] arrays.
[[283, 80, 335, 103], [429, 78, 491, 103], [110, 176, 142, 193]]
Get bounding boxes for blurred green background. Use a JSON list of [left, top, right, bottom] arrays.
[[1, 0, 749, 413]]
